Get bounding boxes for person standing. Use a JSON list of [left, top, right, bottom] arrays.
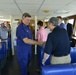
[[45, 22, 51, 34], [36, 21, 48, 66], [16, 13, 43, 75], [64, 18, 74, 47], [42, 17, 71, 65], [0, 23, 8, 41], [57, 16, 66, 29], [0, 23, 9, 52], [64, 18, 73, 39]]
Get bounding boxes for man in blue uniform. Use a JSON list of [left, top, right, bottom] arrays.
[[16, 13, 43, 75]]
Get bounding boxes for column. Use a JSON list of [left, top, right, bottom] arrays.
[[35, 16, 37, 55], [10, 16, 14, 55]]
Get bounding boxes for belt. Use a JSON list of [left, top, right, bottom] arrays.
[[2, 38, 7, 40], [53, 53, 69, 57], [1, 39, 7, 42]]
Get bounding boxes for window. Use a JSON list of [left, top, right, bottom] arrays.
[[69, 19, 74, 25], [73, 20, 76, 36]]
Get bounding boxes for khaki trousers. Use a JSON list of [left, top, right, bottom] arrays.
[[51, 54, 71, 65]]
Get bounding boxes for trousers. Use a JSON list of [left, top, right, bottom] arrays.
[[37, 45, 45, 66], [17, 49, 32, 75], [51, 54, 71, 65]]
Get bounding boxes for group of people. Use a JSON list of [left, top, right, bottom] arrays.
[[16, 13, 73, 75], [57, 16, 74, 47]]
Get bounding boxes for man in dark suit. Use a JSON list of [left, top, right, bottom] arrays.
[[64, 18, 75, 47], [64, 18, 73, 39], [57, 16, 66, 29]]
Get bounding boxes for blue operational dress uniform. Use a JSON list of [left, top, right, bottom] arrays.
[[16, 22, 32, 75]]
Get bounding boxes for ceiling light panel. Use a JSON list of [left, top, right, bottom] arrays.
[[44, 0, 74, 5], [16, 0, 43, 4], [0, 0, 14, 4]]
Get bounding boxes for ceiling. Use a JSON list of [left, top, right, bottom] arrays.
[[0, 0, 76, 20]]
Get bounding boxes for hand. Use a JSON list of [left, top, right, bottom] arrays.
[[42, 58, 46, 65], [42, 61, 45, 65], [38, 41, 44, 46]]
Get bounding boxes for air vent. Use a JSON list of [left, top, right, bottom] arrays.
[[55, 10, 69, 14], [15, 19, 20, 21]]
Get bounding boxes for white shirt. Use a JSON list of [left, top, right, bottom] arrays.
[[45, 28, 51, 34]]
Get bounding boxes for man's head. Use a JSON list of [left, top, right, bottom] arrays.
[[5, 21, 8, 25], [57, 16, 63, 24], [37, 21, 43, 29], [48, 17, 59, 31], [64, 18, 69, 24], [22, 13, 31, 25], [1, 23, 5, 27]]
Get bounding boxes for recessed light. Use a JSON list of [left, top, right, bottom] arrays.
[[43, 10, 50, 13]]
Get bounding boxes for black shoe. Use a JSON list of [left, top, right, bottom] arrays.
[[35, 69, 40, 73]]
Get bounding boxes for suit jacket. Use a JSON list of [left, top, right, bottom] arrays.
[[59, 23, 66, 29], [67, 23, 73, 39]]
